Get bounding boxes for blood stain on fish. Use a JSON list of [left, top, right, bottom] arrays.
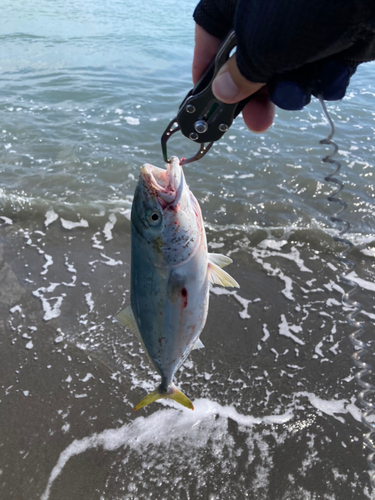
[[181, 288, 188, 308]]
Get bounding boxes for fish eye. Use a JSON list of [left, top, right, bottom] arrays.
[[147, 210, 162, 227]]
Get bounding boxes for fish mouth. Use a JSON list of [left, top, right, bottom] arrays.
[[140, 156, 183, 206]]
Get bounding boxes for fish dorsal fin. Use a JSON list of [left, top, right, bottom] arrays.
[[208, 261, 239, 288], [208, 253, 233, 268], [116, 306, 141, 338], [192, 338, 205, 350]]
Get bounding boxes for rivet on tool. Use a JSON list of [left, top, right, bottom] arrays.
[[194, 120, 208, 134], [219, 123, 229, 132], [186, 104, 196, 114], [189, 132, 199, 141]]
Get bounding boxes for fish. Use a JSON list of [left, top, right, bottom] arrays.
[[117, 156, 239, 411]]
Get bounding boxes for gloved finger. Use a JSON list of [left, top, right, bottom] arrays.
[[269, 79, 312, 111], [269, 59, 357, 110], [311, 59, 354, 100]]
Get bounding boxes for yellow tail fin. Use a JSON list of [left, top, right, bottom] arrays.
[[134, 384, 194, 411]]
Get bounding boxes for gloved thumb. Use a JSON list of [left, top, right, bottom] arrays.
[[212, 54, 264, 104]]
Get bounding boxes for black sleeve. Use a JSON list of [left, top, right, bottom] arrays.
[[193, 0, 238, 39], [194, 0, 375, 83]]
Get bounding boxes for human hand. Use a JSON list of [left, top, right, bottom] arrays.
[[192, 25, 275, 133], [192, 0, 367, 127]]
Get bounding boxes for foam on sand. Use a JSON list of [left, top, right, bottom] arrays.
[[41, 392, 359, 500]]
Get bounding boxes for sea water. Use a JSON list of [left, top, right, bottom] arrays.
[[1, 0, 375, 499]]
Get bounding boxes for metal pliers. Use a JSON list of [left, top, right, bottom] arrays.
[[161, 30, 252, 166]]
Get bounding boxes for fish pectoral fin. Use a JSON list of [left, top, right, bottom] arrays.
[[208, 253, 233, 268], [134, 384, 194, 411], [192, 338, 205, 350], [116, 306, 141, 337], [208, 261, 239, 288]]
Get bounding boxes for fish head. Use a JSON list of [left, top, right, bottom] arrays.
[[132, 156, 204, 264]]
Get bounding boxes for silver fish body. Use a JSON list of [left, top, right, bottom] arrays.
[[117, 156, 238, 410]]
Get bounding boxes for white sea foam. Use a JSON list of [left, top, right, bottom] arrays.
[[210, 285, 253, 320], [361, 247, 375, 258], [124, 116, 140, 125], [92, 231, 104, 250], [278, 314, 305, 346], [208, 241, 225, 249], [64, 257, 76, 274], [346, 271, 375, 292], [258, 239, 288, 251], [238, 173, 254, 179], [61, 218, 89, 230], [0, 216, 13, 225], [99, 253, 123, 266], [257, 242, 313, 274], [40, 398, 293, 500], [40, 391, 361, 500], [85, 293, 94, 313], [32, 283, 65, 321], [261, 324, 270, 342], [62, 423, 70, 433], [252, 248, 296, 301], [10, 305, 22, 314], [314, 340, 325, 358], [103, 213, 117, 241], [295, 392, 361, 424], [44, 210, 59, 228], [41, 254, 53, 276], [235, 294, 252, 319], [62, 275, 76, 288]]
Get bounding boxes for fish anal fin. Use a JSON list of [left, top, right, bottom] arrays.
[[192, 338, 205, 350], [208, 261, 239, 288], [116, 306, 141, 337], [208, 253, 233, 268], [134, 383, 194, 411]]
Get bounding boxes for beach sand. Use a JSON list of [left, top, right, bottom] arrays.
[[0, 213, 373, 499]]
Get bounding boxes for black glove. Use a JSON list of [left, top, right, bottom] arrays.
[[268, 59, 358, 111], [194, 0, 375, 110]]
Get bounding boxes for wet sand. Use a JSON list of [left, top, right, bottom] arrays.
[[0, 214, 374, 500]]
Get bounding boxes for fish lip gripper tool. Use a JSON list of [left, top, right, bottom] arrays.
[[161, 30, 253, 166]]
